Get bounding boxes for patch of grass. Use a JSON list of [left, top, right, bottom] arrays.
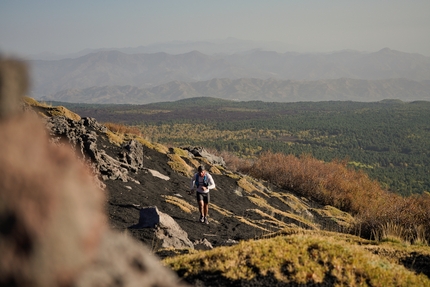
[[105, 130, 124, 146], [23, 96, 51, 108], [170, 147, 190, 158], [164, 234, 430, 286], [270, 192, 310, 213], [226, 173, 241, 180], [373, 222, 409, 245], [208, 165, 222, 175], [187, 158, 200, 169], [136, 138, 168, 154], [247, 195, 318, 230], [167, 154, 193, 177], [162, 195, 197, 214], [311, 205, 356, 229], [46, 106, 81, 121], [237, 177, 257, 193], [24, 97, 82, 121], [104, 122, 142, 137], [209, 204, 269, 232], [248, 209, 289, 229], [210, 203, 233, 217]]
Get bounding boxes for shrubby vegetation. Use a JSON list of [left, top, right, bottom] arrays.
[[237, 151, 430, 244]]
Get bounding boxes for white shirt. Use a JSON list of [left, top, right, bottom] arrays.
[[191, 171, 215, 194]]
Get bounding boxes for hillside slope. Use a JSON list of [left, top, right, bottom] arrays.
[[26, 99, 430, 286]]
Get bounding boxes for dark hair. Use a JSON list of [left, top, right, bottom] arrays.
[[197, 165, 205, 172]]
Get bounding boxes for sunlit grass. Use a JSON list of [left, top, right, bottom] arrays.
[[164, 234, 430, 286], [241, 151, 430, 244]]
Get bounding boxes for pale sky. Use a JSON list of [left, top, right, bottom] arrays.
[[1, 0, 429, 57]]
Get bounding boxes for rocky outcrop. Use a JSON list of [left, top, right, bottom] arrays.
[[130, 207, 194, 250], [46, 115, 144, 183], [183, 146, 226, 166], [119, 139, 144, 171]]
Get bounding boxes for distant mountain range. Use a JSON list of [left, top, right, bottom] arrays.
[[43, 78, 430, 104], [31, 47, 430, 104]]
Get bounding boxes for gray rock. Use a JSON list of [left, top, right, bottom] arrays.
[[119, 139, 144, 171], [193, 238, 213, 250], [46, 116, 140, 183], [131, 206, 194, 250], [183, 146, 226, 166], [220, 239, 239, 246]]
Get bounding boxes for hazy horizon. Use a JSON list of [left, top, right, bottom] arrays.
[[1, 0, 430, 57]]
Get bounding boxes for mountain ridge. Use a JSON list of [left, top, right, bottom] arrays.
[[41, 77, 430, 104], [31, 48, 430, 103]]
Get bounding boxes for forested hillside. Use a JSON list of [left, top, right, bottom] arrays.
[[54, 98, 430, 196]]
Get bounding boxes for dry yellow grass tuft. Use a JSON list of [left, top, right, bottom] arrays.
[[136, 138, 169, 154], [208, 165, 222, 175], [247, 195, 318, 230], [162, 195, 197, 214], [236, 177, 257, 193], [164, 234, 430, 286], [311, 205, 356, 230], [170, 147, 190, 158], [105, 130, 124, 146], [167, 154, 194, 177], [23, 97, 81, 121]]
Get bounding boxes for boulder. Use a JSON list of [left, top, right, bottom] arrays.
[[119, 139, 144, 171], [131, 207, 194, 250], [183, 146, 226, 166]]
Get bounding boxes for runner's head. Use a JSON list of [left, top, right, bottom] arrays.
[[198, 165, 206, 175]]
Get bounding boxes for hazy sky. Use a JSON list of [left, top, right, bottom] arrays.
[[1, 0, 429, 56]]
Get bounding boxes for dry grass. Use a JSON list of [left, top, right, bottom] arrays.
[[241, 151, 430, 244], [136, 138, 169, 154], [105, 130, 124, 146], [167, 154, 194, 177], [236, 177, 257, 193], [247, 195, 318, 230], [217, 150, 253, 172], [23, 97, 81, 121], [103, 122, 142, 137], [164, 233, 430, 286], [162, 195, 197, 214]]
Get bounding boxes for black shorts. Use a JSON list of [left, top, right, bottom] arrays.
[[196, 192, 210, 204]]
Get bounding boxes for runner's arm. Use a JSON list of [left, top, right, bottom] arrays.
[[206, 174, 216, 190]]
